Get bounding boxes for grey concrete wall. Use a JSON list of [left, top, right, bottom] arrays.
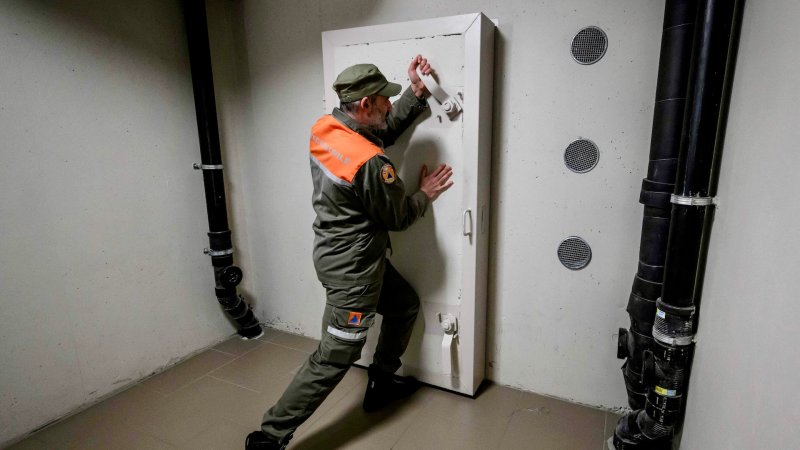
[[679, 1, 800, 448], [0, 1, 234, 445], [210, 0, 663, 410]]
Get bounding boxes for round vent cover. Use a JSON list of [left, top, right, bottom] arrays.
[[558, 237, 592, 270], [564, 139, 600, 173], [571, 26, 608, 65]]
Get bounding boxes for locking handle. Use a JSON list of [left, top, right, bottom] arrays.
[[416, 67, 462, 119]]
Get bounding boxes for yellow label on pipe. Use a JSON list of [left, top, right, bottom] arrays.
[[655, 386, 677, 397]]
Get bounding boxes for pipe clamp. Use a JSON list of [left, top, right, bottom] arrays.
[[652, 330, 694, 347], [670, 194, 713, 206], [193, 163, 224, 170], [204, 248, 233, 257]]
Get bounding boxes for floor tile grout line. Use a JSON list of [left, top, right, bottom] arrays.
[[204, 340, 314, 379], [129, 422, 181, 450], [148, 349, 240, 396], [124, 398, 218, 449], [262, 340, 318, 354], [211, 339, 266, 358], [203, 344, 267, 378], [205, 374, 262, 394]]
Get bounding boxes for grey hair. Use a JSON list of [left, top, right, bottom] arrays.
[[340, 95, 378, 114]]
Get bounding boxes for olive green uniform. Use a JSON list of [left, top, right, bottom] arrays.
[[260, 87, 429, 441]]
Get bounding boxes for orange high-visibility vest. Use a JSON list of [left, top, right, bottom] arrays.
[[309, 115, 383, 184]]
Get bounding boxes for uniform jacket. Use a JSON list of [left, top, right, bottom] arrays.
[[309, 87, 429, 286]]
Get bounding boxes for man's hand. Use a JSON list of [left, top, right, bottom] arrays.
[[408, 55, 432, 98], [419, 163, 453, 201]]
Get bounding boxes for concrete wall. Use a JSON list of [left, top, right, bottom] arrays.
[[0, 1, 234, 445], [680, 1, 800, 448], [210, 0, 664, 410]]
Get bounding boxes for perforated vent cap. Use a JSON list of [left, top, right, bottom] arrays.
[[571, 26, 608, 65], [558, 237, 592, 270], [564, 139, 599, 173]]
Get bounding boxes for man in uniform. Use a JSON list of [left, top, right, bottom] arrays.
[[246, 55, 454, 449]]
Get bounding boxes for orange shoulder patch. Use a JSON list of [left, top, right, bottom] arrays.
[[309, 116, 383, 183]]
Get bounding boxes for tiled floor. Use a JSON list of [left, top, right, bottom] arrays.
[[8, 329, 619, 450]]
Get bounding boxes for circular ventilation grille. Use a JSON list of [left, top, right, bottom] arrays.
[[564, 139, 600, 173], [558, 237, 592, 270], [571, 26, 608, 65]]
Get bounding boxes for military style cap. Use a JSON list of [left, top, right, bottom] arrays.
[[333, 64, 402, 103]]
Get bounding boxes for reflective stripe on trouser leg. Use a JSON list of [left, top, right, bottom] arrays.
[[373, 260, 421, 374], [260, 283, 381, 440]]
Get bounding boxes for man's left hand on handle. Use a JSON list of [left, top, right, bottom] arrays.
[[408, 55, 432, 98]]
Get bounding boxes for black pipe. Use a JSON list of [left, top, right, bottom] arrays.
[[614, 0, 743, 448], [617, 0, 698, 412], [182, 0, 262, 339]]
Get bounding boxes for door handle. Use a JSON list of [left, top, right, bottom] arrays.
[[463, 209, 473, 237], [416, 67, 462, 119]]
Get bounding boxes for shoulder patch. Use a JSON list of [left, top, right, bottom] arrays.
[[380, 164, 397, 184]]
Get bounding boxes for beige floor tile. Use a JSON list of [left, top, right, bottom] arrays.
[[70, 421, 176, 450], [17, 333, 617, 450], [4, 436, 56, 450], [182, 375, 294, 427], [393, 383, 530, 450], [213, 335, 266, 356], [34, 383, 165, 449], [289, 382, 432, 450], [175, 369, 368, 449], [209, 343, 309, 392], [126, 374, 296, 446], [178, 418, 254, 450], [33, 407, 117, 449], [125, 378, 242, 446], [497, 393, 606, 450], [268, 332, 320, 354], [141, 349, 235, 396]]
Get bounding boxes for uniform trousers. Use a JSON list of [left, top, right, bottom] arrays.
[[260, 260, 420, 441]]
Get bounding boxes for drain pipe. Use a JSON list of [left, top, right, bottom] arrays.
[[617, 0, 698, 412], [613, 0, 743, 448], [182, 0, 262, 339]]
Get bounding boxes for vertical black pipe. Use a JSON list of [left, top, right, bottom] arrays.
[[183, 0, 262, 339], [660, 0, 739, 309], [613, 0, 743, 448], [618, 0, 698, 412]]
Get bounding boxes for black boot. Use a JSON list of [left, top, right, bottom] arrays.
[[362, 364, 420, 412], [245, 431, 291, 450]]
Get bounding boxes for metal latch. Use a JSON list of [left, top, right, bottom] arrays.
[[438, 313, 458, 376], [416, 67, 462, 119]]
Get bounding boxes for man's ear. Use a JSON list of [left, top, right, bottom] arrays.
[[359, 96, 371, 110]]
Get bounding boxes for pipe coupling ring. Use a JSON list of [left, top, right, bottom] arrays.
[[670, 194, 713, 206]]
